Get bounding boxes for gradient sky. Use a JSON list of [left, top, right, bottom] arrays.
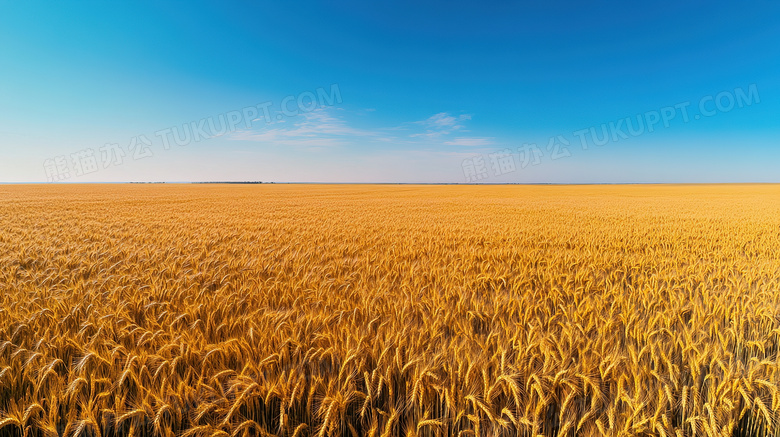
[[1, 1, 778, 183]]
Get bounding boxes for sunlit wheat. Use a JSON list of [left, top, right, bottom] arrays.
[[1, 183, 780, 437]]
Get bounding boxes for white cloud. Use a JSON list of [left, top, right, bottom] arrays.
[[408, 112, 473, 139], [443, 137, 495, 147], [229, 109, 486, 150], [229, 108, 381, 147]]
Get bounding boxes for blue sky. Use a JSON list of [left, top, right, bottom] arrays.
[[1, 1, 778, 183]]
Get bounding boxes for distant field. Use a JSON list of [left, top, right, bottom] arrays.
[[2, 184, 780, 437]]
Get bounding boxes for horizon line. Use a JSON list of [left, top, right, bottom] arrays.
[[2, 181, 780, 186]]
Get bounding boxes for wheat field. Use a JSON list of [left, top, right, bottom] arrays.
[[2, 184, 780, 437]]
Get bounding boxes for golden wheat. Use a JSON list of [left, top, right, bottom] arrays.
[[1, 183, 780, 437]]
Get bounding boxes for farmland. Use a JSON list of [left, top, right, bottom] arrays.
[[2, 184, 780, 437]]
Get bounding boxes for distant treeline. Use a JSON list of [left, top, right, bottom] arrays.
[[193, 181, 265, 184], [129, 181, 267, 184]]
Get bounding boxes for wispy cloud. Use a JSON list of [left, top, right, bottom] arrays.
[[409, 112, 472, 139], [230, 108, 381, 147], [229, 108, 488, 150], [443, 137, 494, 147]]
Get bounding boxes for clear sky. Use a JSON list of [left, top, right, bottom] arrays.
[[1, 1, 778, 183]]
